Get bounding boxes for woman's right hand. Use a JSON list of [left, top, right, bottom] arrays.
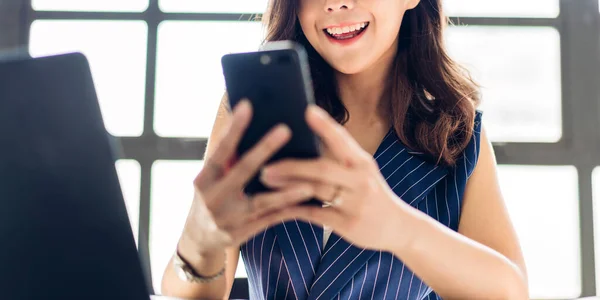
[[179, 99, 315, 257]]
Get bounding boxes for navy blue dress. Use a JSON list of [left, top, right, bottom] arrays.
[[240, 111, 483, 300]]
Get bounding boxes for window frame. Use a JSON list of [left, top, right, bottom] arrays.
[[14, 0, 600, 298]]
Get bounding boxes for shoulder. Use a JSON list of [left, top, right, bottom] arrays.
[[460, 110, 484, 178]]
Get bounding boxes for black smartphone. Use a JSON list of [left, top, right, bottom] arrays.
[[221, 41, 322, 206]]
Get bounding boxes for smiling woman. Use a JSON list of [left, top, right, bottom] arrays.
[[160, 0, 529, 299], [22, 0, 599, 298]]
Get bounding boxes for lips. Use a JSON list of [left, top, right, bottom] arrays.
[[323, 22, 369, 40]]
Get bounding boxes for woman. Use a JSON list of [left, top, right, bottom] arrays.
[[162, 0, 529, 299]]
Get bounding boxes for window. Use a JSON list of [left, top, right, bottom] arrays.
[[154, 21, 264, 137], [443, 0, 560, 18], [591, 167, 600, 295], [159, 0, 269, 13], [149, 161, 247, 294], [116, 160, 142, 245], [499, 165, 580, 299], [29, 20, 148, 137], [32, 0, 149, 12], [446, 26, 562, 143]]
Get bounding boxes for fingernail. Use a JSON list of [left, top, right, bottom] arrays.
[[260, 168, 275, 181], [308, 105, 325, 118], [274, 124, 291, 137], [234, 99, 251, 113], [261, 167, 270, 177]]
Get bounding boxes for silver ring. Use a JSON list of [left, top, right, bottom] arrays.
[[330, 196, 343, 207], [324, 186, 343, 207]]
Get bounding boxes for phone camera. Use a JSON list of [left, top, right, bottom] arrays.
[[260, 54, 271, 65]]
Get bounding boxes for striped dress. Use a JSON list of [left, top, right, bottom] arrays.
[[240, 111, 483, 300]]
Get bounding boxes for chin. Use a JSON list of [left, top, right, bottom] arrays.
[[325, 57, 372, 75]]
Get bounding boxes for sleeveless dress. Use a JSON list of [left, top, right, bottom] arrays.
[[240, 111, 483, 300]]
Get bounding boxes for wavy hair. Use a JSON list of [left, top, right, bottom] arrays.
[[261, 0, 480, 166]]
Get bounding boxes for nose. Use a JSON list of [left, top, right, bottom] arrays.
[[324, 0, 354, 12]]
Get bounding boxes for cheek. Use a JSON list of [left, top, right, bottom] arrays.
[[297, 11, 316, 38]]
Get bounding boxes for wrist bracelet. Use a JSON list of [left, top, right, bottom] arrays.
[[173, 249, 226, 283]]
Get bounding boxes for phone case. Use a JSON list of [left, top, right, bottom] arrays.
[[221, 41, 322, 206]]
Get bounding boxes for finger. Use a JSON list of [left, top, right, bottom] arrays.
[[250, 185, 314, 216], [259, 178, 339, 206], [207, 100, 253, 173], [231, 205, 344, 242], [285, 205, 347, 230], [220, 184, 313, 229], [223, 124, 291, 188], [229, 208, 300, 242], [305, 105, 364, 165], [261, 158, 356, 190]]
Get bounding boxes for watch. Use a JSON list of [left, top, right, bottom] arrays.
[[172, 250, 226, 283]]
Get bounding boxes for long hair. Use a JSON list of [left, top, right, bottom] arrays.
[[261, 0, 480, 166]]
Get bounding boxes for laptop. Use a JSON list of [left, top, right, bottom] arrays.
[[0, 52, 152, 300]]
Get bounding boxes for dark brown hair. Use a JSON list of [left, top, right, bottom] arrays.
[[262, 0, 480, 166]]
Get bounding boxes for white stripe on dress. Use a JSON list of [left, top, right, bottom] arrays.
[[394, 264, 406, 300], [391, 161, 425, 190], [371, 251, 382, 300], [272, 257, 283, 299], [295, 219, 316, 275], [314, 249, 366, 300], [265, 236, 277, 299], [282, 222, 309, 293], [359, 261, 369, 299], [312, 243, 354, 286], [382, 252, 394, 300]]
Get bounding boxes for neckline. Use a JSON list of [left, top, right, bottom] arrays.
[[372, 126, 395, 158]]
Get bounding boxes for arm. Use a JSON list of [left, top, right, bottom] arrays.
[[392, 126, 528, 299], [161, 94, 240, 300], [258, 107, 528, 298]]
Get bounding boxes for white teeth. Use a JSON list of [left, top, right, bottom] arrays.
[[326, 22, 368, 36]]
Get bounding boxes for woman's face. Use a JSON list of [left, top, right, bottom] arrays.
[[298, 0, 420, 75]]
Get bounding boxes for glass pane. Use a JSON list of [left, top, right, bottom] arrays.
[[154, 21, 264, 137], [115, 160, 141, 245], [446, 26, 562, 143], [29, 21, 148, 137], [444, 0, 559, 18], [498, 165, 580, 299], [591, 167, 600, 295], [150, 161, 248, 293], [32, 0, 148, 12], [160, 0, 268, 13]]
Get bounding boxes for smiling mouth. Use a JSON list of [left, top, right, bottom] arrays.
[[323, 22, 369, 40]]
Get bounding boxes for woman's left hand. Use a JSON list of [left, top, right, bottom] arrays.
[[260, 105, 413, 252]]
